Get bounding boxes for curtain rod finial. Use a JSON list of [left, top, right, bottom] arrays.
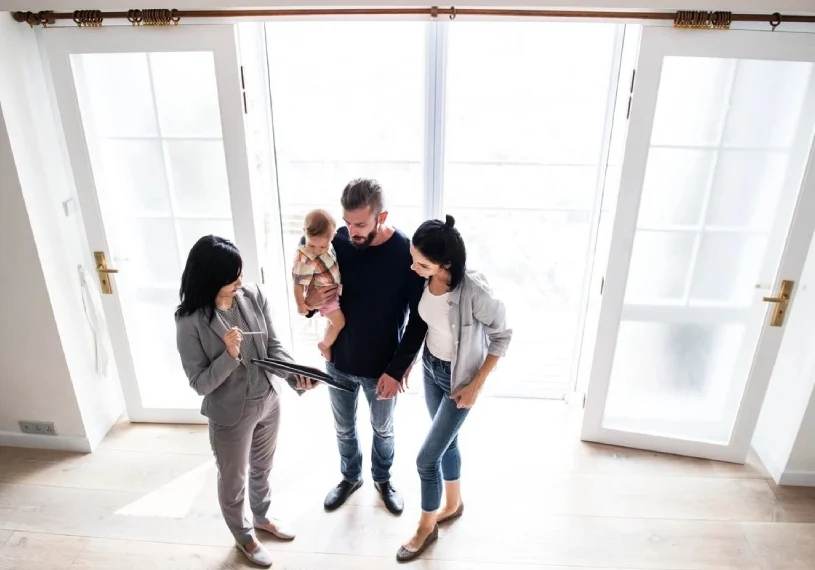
[[11, 10, 55, 28]]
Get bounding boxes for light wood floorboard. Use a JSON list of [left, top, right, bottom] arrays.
[[0, 393, 813, 569]]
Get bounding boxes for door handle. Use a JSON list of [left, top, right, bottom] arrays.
[[94, 251, 118, 294], [762, 279, 794, 327]]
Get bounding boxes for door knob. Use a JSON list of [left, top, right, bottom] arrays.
[[762, 279, 794, 327], [94, 251, 118, 294]]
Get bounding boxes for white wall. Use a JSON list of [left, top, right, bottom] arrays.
[[786, 388, 815, 475], [0, 108, 89, 448], [0, 15, 124, 451]]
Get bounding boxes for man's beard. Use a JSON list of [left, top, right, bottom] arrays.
[[349, 224, 378, 249]]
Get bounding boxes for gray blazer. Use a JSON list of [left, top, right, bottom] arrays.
[[447, 269, 513, 394], [175, 283, 296, 426]]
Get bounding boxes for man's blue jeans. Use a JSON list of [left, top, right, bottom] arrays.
[[326, 362, 396, 484]]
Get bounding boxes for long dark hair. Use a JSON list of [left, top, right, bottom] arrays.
[[412, 215, 467, 290], [175, 235, 242, 320]]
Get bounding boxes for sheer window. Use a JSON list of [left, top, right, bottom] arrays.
[[442, 22, 622, 397], [264, 21, 428, 365]]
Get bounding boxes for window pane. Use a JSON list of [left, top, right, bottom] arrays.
[[650, 57, 732, 147], [150, 52, 223, 138], [637, 149, 715, 227], [165, 140, 232, 217], [98, 140, 169, 216], [76, 53, 157, 137], [604, 322, 745, 443], [264, 21, 427, 365], [625, 231, 695, 304], [705, 151, 788, 230], [689, 233, 767, 305], [722, 60, 811, 148], [443, 21, 622, 397]]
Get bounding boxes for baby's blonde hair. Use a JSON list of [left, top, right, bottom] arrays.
[[303, 209, 336, 238]]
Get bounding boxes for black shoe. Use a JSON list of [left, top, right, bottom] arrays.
[[324, 479, 362, 511], [375, 480, 404, 515]]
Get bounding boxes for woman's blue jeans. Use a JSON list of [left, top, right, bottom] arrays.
[[417, 349, 471, 512]]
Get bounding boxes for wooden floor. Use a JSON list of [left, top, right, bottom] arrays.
[[1, 390, 815, 569]]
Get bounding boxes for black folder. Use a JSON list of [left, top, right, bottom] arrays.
[[252, 358, 356, 393]]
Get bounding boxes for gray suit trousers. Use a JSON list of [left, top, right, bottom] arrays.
[[209, 390, 280, 545]]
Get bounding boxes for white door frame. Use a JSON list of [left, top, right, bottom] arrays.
[[582, 27, 815, 463], [44, 25, 256, 423]]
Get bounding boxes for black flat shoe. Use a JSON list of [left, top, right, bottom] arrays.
[[437, 502, 464, 524], [375, 480, 404, 515], [396, 525, 439, 563], [324, 479, 362, 511]]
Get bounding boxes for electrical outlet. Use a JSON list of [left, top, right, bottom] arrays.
[[19, 420, 57, 436]]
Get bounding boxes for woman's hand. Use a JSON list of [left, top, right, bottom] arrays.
[[223, 327, 243, 359], [295, 375, 318, 391], [450, 379, 483, 409]]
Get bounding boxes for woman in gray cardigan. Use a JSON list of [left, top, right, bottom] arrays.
[[397, 216, 512, 562], [175, 235, 313, 567]]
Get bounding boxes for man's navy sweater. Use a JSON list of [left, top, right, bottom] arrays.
[[308, 226, 427, 380]]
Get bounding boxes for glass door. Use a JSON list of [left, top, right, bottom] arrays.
[[582, 27, 815, 462], [45, 26, 257, 423]]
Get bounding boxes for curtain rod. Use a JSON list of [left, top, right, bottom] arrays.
[[11, 7, 812, 30]]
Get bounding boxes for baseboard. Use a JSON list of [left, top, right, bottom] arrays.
[[778, 469, 815, 487], [751, 445, 785, 483], [0, 430, 91, 453]]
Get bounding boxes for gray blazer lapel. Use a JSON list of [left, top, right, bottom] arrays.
[[205, 309, 229, 341], [236, 289, 266, 358]]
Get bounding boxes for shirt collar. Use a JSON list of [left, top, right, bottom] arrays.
[[298, 243, 318, 261]]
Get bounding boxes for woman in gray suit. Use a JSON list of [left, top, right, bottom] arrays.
[[175, 235, 313, 567]]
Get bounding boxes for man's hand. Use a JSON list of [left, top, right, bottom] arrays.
[[304, 284, 338, 311], [295, 375, 318, 391], [376, 373, 401, 400]]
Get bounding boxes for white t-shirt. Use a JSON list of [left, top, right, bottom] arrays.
[[418, 285, 454, 361]]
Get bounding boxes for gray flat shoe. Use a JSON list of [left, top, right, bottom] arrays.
[[437, 502, 464, 525], [396, 525, 439, 563]]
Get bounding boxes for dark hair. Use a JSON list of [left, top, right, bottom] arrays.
[[175, 235, 243, 320], [304, 209, 336, 238], [341, 177, 384, 214], [412, 215, 467, 290]]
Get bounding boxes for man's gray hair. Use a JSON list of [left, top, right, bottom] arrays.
[[341, 178, 384, 214]]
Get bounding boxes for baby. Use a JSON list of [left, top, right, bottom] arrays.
[[292, 209, 345, 361]]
